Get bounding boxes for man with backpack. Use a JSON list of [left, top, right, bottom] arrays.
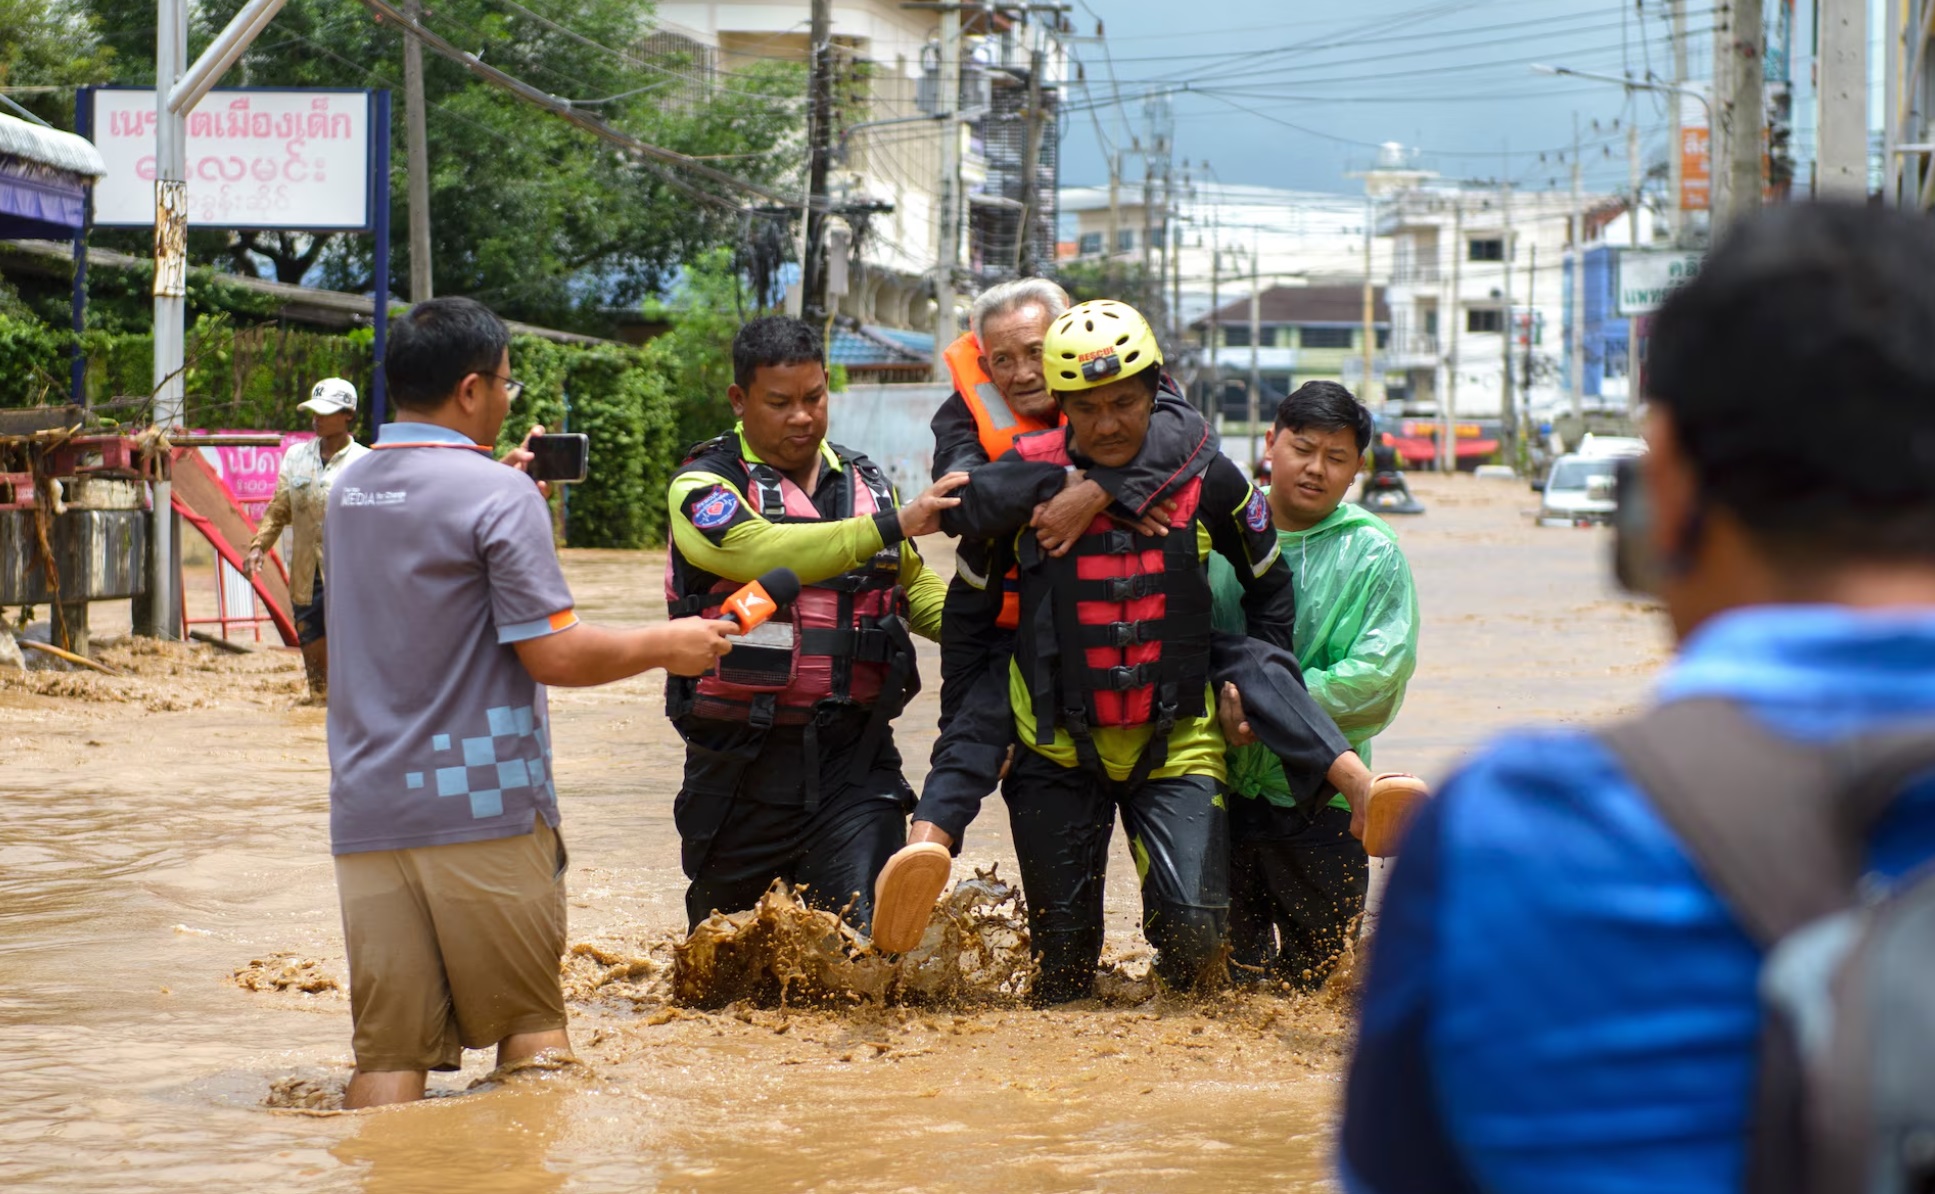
[[1341, 202, 1935, 1193]]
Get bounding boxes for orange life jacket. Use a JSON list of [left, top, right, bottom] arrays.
[[942, 332, 1056, 629]]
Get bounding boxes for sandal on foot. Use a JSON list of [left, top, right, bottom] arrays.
[[1364, 773, 1431, 858], [871, 842, 952, 953]]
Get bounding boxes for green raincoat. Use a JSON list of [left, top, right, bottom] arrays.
[[1209, 501, 1420, 809]]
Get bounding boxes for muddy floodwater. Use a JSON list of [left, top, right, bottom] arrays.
[[0, 472, 1671, 1191]]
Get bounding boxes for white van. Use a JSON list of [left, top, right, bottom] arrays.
[[1536, 454, 1620, 526]]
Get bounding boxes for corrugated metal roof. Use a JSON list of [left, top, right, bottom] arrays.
[[0, 113, 107, 179], [829, 324, 931, 368]]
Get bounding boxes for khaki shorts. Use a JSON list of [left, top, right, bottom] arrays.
[[335, 816, 568, 1072]]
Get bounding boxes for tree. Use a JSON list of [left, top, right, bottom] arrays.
[[0, 0, 116, 127], [59, 0, 804, 332]]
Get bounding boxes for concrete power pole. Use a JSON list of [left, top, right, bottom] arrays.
[[1500, 177, 1517, 466], [931, 3, 962, 379], [1570, 114, 1586, 417], [1017, 45, 1046, 276], [1360, 195, 1377, 406], [1817, 0, 1869, 197], [1442, 195, 1462, 472], [1207, 227, 1220, 416], [802, 0, 833, 322], [1669, 0, 1688, 242], [404, 0, 432, 302], [1714, 0, 1766, 229], [148, 0, 189, 640], [1248, 244, 1261, 470], [1106, 151, 1120, 270], [1628, 120, 1642, 244]]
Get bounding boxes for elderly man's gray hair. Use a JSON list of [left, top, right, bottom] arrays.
[[969, 278, 1071, 345]]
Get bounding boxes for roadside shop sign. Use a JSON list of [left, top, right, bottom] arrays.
[[87, 89, 372, 230], [1615, 250, 1703, 317]]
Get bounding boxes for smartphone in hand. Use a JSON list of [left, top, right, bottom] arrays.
[[525, 433, 589, 484]]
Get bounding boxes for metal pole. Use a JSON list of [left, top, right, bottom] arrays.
[[149, 0, 188, 641], [1442, 196, 1462, 472], [1360, 195, 1376, 405], [931, 2, 961, 379], [803, 0, 833, 321], [371, 90, 392, 428], [1570, 114, 1586, 417], [1248, 243, 1261, 469], [1523, 243, 1537, 449], [1818, 0, 1870, 197], [404, 0, 433, 301]]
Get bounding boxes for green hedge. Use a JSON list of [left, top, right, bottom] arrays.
[[0, 312, 685, 549]]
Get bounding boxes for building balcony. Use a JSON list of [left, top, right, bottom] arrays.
[[1390, 266, 1442, 285], [1383, 333, 1440, 369]]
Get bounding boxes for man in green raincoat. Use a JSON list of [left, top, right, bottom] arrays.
[[1209, 381, 1419, 987]]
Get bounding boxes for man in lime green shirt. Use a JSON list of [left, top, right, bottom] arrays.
[[1210, 381, 1420, 987]]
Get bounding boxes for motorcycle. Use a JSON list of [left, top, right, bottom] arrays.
[[1355, 470, 1426, 516]]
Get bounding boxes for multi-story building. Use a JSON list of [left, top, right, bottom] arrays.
[[653, 2, 1063, 335], [1372, 174, 1653, 423], [1188, 285, 1389, 419]]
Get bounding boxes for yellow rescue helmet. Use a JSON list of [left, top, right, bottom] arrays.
[[1044, 299, 1163, 392]]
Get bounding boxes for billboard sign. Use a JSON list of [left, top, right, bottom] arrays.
[[89, 89, 372, 230], [1616, 250, 1703, 317]]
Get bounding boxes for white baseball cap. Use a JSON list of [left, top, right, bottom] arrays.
[[299, 378, 358, 415]]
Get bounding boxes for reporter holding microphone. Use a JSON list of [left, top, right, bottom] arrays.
[[321, 297, 735, 1110], [664, 317, 965, 934]]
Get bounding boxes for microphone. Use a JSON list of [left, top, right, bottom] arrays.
[[715, 567, 801, 632]]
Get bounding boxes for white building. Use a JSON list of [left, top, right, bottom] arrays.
[[655, 2, 1066, 334], [1057, 180, 1392, 329], [1369, 160, 1653, 421]]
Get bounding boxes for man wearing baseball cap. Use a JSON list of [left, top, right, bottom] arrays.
[[246, 378, 370, 701]]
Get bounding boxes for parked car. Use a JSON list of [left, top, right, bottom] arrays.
[[1576, 433, 1647, 460], [1536, 453, 1621, 526]]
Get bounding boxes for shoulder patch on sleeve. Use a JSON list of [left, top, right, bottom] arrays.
[[689, 485, 740, 530], [1244, 489, 1271, 532]]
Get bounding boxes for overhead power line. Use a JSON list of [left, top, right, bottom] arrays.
[[356, 0, 795, 210]]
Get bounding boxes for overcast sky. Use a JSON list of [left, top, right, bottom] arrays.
[[1054, 0, 1759, 201]]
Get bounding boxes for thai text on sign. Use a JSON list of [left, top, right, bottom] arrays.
[[89, 90, 371, 230]]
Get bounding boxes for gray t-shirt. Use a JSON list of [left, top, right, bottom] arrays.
[[323, 421, 577, 855]]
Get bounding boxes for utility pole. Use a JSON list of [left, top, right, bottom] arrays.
[[1442, 195, 1462, 472], [1523, 243, 1537, 450], [1817, 0, 1869, 197], [931, 2, 962, 378], [1570, 113, 1586, 417], [1713, 0, 1766, 230], [1016, 44, 1046, 276], [1106, 151, 1120, 270], [1360, 194, 1377, 406], [1207, 229, 1220, 417], [404, 0, 432, 302], [1627, 119, 1642, 244], [802, 0, 833, 322], [1500, 176, 1517, 466], [149, 0, 188, 641], [1669, 0, 1687, 242], [1170, 162, 1185, 349], [1248, 243, 1261, 470], [1140, 147, 1156, 315]]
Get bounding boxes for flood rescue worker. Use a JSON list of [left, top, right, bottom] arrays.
[[1212, 382, 1422, 988], [662, 317, 967, 932], [870, 281, 1218, 951], [907, 299, 1395, 1002]]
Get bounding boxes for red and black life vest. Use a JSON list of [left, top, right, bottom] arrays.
[[664, 435, 916, 735], [1007, 428, 1214, 783]]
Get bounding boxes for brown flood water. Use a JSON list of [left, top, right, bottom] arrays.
[[0, 472, 1671, 1192]]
